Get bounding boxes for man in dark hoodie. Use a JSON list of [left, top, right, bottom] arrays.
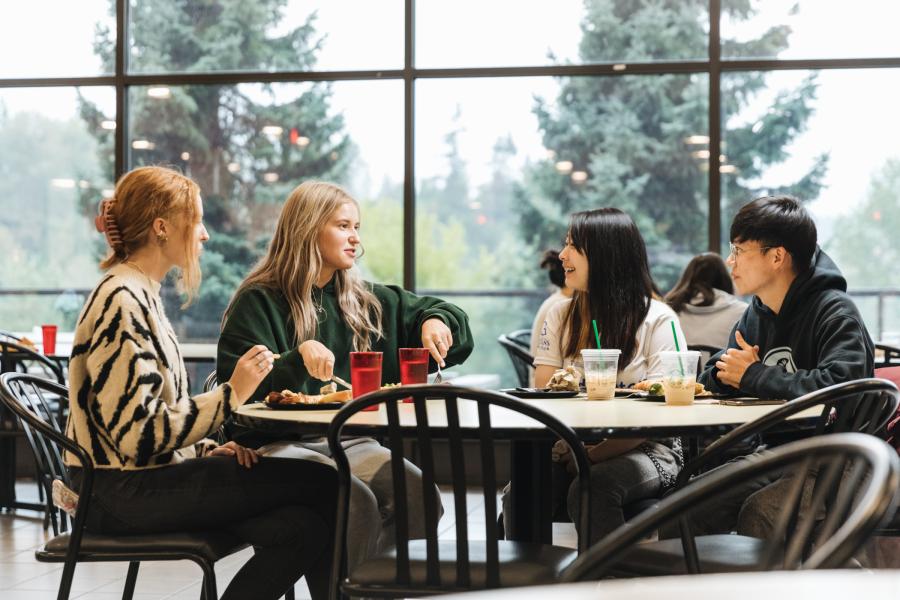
[[685, 195, 874, 537]]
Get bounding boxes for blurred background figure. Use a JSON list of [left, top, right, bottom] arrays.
[[665, 252, 747, 350], [530, 249, 574, 359]]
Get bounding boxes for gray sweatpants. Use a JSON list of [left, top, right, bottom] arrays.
[[259, 437, 443, 568]]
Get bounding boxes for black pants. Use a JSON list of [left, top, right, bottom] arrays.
[[71, 457, 338, 600]]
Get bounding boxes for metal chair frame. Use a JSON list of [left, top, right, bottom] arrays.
[[0, 372, 250, 600], [326, 384, 592, 599], [562, 432, 900, 580], [497, 332, 534, 388]]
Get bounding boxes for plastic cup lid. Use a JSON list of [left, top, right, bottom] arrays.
[[581, 349, 621, 357]]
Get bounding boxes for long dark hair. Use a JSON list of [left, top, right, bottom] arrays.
[[562, 208, 654, 364], [665, 253, 734, 313]]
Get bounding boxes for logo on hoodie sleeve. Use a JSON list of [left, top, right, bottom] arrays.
[[762, 346, 797, 373]]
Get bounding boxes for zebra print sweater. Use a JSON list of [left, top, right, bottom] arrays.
[[65, 263, 239, 470]]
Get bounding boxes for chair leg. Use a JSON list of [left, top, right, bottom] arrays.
[[122, 561, 140, 600], [57, 560, 77, 600], [199, 562, 217, 600]]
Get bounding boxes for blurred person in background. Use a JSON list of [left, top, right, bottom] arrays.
[[666, 252, 747, 351]]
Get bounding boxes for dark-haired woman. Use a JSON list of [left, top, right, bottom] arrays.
[[532, 208, 687, 543], [665, 253, 747, 351]]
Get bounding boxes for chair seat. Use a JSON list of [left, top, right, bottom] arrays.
[[346, 540, 576, 593], [38, 530, 247, 565], [611, 534, 778, 576]]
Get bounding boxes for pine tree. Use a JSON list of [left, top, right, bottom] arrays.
[[79, 0, 353, 337], [516, 0, 827, 288]]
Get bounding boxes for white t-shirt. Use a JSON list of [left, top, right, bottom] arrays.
[[677, 289, 747, 351], [530, 290, 569, 357], [534, 298, 688, 387]]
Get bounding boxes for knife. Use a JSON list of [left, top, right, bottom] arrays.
[[332, 375, 352, 390]]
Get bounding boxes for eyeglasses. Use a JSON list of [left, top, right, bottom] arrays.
[[728, 242, 773, 259]]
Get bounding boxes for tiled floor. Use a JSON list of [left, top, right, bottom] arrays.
[[0, 481, 577, 599]]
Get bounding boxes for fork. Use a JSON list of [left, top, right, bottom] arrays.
[[434, 364, 443, 384]]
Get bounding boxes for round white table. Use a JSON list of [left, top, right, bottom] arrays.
[[236, 395, 821, 543], [438, 570, 900, 600], [236, 397, 820, 439]]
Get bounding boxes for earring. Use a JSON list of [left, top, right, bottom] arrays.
[[157, 232, 168, 245]]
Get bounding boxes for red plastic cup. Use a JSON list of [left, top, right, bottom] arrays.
[[41, 324, 58, 356], [399, 347, 430, 402], [350, 352, 383, 411]]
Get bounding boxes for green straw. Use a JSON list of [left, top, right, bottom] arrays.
[[670, 321, 685, 376], [592, 320, 602, 349]]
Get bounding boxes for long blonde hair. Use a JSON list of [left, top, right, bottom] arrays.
[[99, 166, 202, 306], [225, 181, 383, 350]]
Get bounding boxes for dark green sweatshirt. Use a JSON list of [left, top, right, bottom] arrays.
[[217, 278, 474, 402]]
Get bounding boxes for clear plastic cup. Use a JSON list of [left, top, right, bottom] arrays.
[[658, 350, 701, 405], [581, 349, 620, 400]]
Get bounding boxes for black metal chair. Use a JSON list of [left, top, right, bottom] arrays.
[[0, 372, 255, 600], [326, 384, 592, 599], [584, 378, 899, 577], [203, 370, 219, 393], [0, 339, 68, 522], [561, 432, 900, 580], [497, 331, 534, 388], [875, 342, 900, 368]]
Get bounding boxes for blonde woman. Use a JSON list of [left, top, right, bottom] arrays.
[[218, 180, 473, 565], [67, 166, 339, 600]]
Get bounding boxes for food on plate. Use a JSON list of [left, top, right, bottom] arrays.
[[634, 379, 706, 396], [381, 382, 401, 388], [264, 388, 353, 406], [547, 366, 582, 392], [319, 382, 337, 395]]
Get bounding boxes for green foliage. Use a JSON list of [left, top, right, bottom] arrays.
[[828, 159, 900, 289], [81, 0, 354, 336], [516, 0, 827, 290]]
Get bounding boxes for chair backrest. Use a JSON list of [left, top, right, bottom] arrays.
[[0, 329, 22, 342], [678, 378, 900, 487], [875, 367, 900, 453], [326, 384, 592, 594], [875, 343, 900, 368], [497, 334, 534, 387], [0, 339, 66, 385], [562, 432, 900, 580], [0, 373, 95, 553], [203, 370, 218, 393], [505, 329, 531, 349]]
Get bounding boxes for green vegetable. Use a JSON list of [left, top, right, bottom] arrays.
[[648, 382, 664, 396]]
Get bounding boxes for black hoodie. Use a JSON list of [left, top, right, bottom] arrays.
[[700, 249, 873, 398]]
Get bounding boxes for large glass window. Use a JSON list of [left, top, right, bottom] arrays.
[[0, 87, 114, 330], [416, 74, 709, 292], [0, 1, 113, 77], [122, 81, 402, 339], [128, 1, 403, 74], [5, 1, 900, 386], [722, 1, 900, 60], [721, 68, 900, 340], [416, 0, 708, 68]]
